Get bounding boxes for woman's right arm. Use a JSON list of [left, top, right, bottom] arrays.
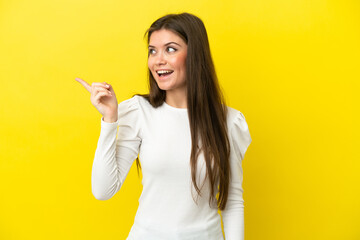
[[75, 78, 141, 200], [91, 98, 141, 200]]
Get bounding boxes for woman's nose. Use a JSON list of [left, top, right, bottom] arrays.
[[155, 52, 166, 65]]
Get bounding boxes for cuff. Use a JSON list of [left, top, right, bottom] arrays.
[[100, 116, 119, 130]]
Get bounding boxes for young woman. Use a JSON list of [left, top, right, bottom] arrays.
[[76, 12, 251, 240]]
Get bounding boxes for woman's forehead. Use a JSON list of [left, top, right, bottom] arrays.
[[149, 29, 186, 47]]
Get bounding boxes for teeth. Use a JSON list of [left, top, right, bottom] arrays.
[[157, 70, 173, 74]]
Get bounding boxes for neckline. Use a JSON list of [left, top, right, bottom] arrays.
[[163, 101, 188, 112]]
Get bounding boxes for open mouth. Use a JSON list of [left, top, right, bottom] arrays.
[[156, 70, 174, 77]]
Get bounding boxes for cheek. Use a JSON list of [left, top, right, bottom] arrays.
[[176, 54, 187, 72], [147, 60, 155, 77]]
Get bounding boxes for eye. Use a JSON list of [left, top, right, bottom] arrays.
[[167, 47, 176, 53], [148, 48, 156, 55]]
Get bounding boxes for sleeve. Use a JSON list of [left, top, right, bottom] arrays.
[[221, 111, 252, 240], [91, 96, 142, 200]]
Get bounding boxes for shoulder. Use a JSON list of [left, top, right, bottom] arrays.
[[226, 106, 249, 131], [118, 95, 152, 112], [226, 106, 252, 160], [117, 95, 156, 124]]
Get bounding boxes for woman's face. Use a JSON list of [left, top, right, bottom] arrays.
[[148, 29, 187, 94]]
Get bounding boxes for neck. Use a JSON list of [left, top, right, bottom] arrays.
[[165, 89, 187, 109]]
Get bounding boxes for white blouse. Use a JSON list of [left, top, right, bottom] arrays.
[[91, 95, 252, 240]]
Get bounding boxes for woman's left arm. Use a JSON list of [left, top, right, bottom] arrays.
[[221, 111, 252, 240]]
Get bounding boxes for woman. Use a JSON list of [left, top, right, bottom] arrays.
[[76, 12, 251, 240]]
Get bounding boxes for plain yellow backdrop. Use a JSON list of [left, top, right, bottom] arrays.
[[0, 0, 359, 239]]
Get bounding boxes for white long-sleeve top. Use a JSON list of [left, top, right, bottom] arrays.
[[92, 95, 252, 240]]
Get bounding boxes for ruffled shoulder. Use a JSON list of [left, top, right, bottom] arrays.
[[227, 107, 252, 161], [116, 95, 142, 139], [117, 95, 140, 118]]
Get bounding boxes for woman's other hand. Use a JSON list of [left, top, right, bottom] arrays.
[[75, 77, 118, 123]]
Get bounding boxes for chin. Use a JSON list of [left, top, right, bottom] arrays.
[[156, 83, 172, 91]]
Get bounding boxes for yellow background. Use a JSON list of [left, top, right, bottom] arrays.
[[0, 0, 359, 239]]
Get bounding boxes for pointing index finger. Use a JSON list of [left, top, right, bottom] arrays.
[[75, 77, 91, 93]]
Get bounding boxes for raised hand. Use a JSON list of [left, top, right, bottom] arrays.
[[75, 77, 118, 123]]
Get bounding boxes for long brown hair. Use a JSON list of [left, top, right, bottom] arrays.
[[139, 13, 230, 210]]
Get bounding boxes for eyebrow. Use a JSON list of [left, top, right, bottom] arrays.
[[148, 42, 182, 48]]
